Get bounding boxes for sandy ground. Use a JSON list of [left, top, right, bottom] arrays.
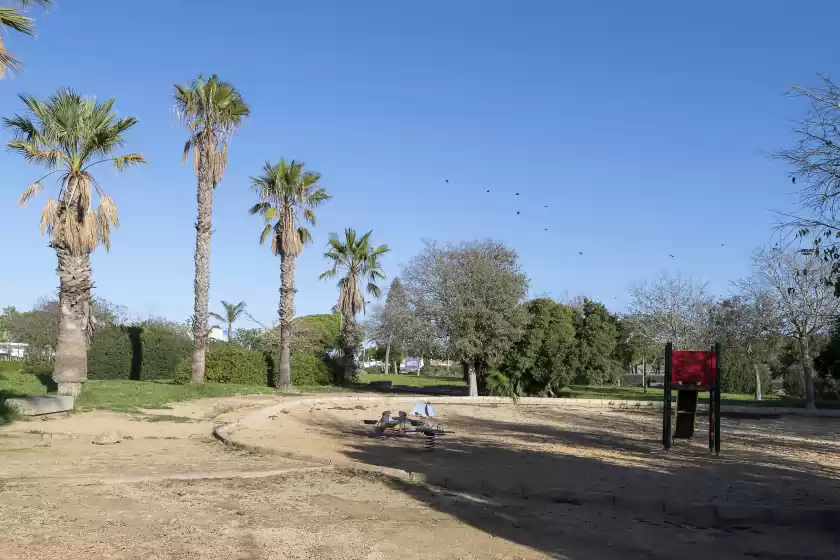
[[1, 395, 839, 559], [234, 400, 840, 508], [2, 468, 838, 560]]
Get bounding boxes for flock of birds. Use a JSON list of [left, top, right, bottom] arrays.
[[442, 178, 729, 259]]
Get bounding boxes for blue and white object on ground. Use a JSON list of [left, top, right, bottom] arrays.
[[410, 401, 436, 417]]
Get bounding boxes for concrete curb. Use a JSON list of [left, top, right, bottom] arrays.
[[1, 465, 332, 487], [214, 394, 840, 532], [232, 393, 840, 427]]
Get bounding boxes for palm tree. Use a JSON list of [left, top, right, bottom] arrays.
[[4, 89, 145, 395], [0, 0, 51, 76], [175, 74, 249, 384], [249, 160, 331, 389], [209, 300, 247, 342], [320, 229, 389, 381]]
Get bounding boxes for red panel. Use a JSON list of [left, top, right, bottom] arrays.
[[671, 350, 716, 387]]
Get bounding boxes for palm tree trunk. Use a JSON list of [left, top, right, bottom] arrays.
[[190, 135, 215, 384], [341, 313, 357, 382], [277, 252, 295, 390], [53, 244, 92, 396]]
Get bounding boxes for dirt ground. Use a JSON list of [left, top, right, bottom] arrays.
[[2, 395, 839, 559], [235, 400, 840, 508]]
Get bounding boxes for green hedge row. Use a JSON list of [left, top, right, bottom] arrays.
[[174, 342, 269, 385], [88, 325, 191, 381], [172, 343, 335, 387]]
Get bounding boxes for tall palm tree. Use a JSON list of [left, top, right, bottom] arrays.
[[175, 74, 249, 384], [209, 300, 247, 342], [4, 89, 145, 395], [0, 0, 51, 76], [319, 229, 389, 381], [249, 160, 331, 389]]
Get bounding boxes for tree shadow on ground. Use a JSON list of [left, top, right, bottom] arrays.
[[325, 406, 840, 553], [335, 424, 840, 558]]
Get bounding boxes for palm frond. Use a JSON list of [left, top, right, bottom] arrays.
[[5, 89, 141, 253], [113, 153, 146, 171], [0, 8, 34, 35], [18, 181, 42, 206]]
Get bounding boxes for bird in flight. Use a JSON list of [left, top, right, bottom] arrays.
[[792, 176, 796, 184], [544, 205, 548, 208], [486, 189, 490, 193], [516, 211, 520, 215], [444, 179, 449, 183], [515, 192, 520, 196], [578, 251, 583, 255], [544, 228, 548, 231], [669, 254, 675, 258]]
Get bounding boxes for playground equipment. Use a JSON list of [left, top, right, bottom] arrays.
[[360, 405, 450, 450], [662, 342, 721, 455]]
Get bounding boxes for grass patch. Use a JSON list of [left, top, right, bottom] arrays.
[[358, 373, 465, 388], [74, 380, 280, 412]]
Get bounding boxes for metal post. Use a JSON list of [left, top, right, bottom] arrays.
[[663, 342, 672, 450], [714, 342, 721, 456], [708, 345, 714, 454]]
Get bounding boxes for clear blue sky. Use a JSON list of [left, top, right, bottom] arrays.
[[0, 0, 833, 327]]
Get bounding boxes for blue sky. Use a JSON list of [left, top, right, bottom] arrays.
[[0, 0, 833, 327]]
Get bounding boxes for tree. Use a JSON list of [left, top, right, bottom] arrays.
[[0, 0, 51, 76], [500, 298, 577, 396], [366, 278, 412, 374], [629, 273, 713, 350], [4, 90, 145, 395], [403, 241, 529, 396], [0, 306, 19, 342], [175, 74, 249, 384], [775, 76, 840, 294], [319, 229, 389, 381], [710, 294, 780, 400], [737, 248, 840, 409], [573, 298, 621, 385], [249, 159, 330, 389], [209, 300, 247, 342]]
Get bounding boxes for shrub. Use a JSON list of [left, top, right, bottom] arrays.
[[719, 347, 772, 395], [137, 324, 192, 380], [88, 324, 191, 381], [22, 350, 54, 377], [175, 342, 268, 386], [88, 325, 133, 380], [0, 361, 23, 374], [291, 353, 332, 386], [419, 364, 461, 377]]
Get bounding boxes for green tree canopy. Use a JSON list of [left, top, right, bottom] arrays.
[[500, 298, 577, 396], [403, 240, 529, 396]]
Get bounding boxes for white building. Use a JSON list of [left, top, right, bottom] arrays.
[[0, 342, 27, 360]]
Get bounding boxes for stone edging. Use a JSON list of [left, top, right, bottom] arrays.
[[213, 394, 840, 532]]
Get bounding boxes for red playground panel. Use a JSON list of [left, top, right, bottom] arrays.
[[670, 350, 716, 388]]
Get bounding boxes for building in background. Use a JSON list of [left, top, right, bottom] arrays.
[[0, 342, 27, 361]]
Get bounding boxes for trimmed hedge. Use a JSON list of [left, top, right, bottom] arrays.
[[174, 342, 269, 386], [291, 353, 332, 386], [88, 324, 191, 381]]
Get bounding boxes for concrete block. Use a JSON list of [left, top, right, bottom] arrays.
[[5, 396, 74, 416]]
